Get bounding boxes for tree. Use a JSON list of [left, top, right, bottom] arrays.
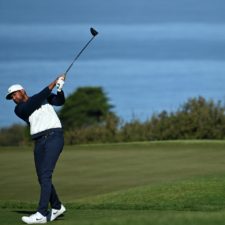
[[59, 87, 117, 130]]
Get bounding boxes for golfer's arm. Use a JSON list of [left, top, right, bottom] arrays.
[[47, 76, 66, 106], [17, 87, 51, 117], [48, 78, 57, 91], [15, 78, 59, 118], [47, 91, 65, 106]]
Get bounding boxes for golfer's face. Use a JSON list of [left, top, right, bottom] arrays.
[[11, 90, 25, 104]]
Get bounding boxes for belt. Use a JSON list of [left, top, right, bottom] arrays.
[[33, 128, 62, 140]]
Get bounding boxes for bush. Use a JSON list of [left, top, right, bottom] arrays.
[[0, 124, 30, 146], [64, 113, 120, 144], [140, 96, 225, 140]]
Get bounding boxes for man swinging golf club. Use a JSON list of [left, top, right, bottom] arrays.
[[5, 27, 98, 224], [6, 75, 66, 224]]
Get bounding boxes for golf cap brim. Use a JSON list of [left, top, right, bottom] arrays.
[[6, 84, 24, 100]]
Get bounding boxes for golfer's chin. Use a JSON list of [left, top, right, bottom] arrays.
[[13, 99, 21, 104]]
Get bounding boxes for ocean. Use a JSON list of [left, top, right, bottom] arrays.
[[1, 1, 225, 127]]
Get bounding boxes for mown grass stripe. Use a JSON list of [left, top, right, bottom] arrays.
[[2, 176, 225, 212]]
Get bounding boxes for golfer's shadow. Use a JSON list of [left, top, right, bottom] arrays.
[[12, 210, 65, 220], [13, 210, 35, 214]]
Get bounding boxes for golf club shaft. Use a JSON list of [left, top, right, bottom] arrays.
[[64, 35, 96, 76]]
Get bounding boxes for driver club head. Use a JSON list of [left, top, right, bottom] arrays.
[[90, 27, 98, 37]]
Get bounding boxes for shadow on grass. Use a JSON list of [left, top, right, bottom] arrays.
[[12, 210, 36, 214]]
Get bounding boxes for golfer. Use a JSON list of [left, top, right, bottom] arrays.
[[6, 75, 66, 224]]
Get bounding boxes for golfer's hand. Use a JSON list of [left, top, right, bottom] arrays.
[[56, 75, 65, 92]]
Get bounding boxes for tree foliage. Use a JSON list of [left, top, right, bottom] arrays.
[[148, 96, 225, 140], [2, 96, 225, 146], [59, 87, 116, 130]]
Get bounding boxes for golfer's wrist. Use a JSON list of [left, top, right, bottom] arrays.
[[48, 80, 57, 91]]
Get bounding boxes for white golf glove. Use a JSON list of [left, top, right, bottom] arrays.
[[56, 76, 65, 92]]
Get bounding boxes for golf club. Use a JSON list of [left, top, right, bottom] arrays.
[[64, 27, 99, 77]]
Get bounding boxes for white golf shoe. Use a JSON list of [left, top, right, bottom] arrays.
[[49, 204, 66, 221], [21, 212, 47, 224]]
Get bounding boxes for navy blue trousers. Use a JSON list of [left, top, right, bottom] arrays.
[[34, 129, 64, 216]]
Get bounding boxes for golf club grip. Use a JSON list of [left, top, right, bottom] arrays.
[[65, 36, 95, 75]]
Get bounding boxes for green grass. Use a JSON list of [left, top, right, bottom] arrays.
[[1, 141, 225, 224]]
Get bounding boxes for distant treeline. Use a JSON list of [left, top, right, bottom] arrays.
[[1, 96, 225, 146]]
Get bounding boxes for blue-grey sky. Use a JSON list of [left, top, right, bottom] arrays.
[[1, 0, 225, 127], [0, 0, 225, 24]]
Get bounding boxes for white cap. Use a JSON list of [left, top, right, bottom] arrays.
[[6, 84, 24, 100]]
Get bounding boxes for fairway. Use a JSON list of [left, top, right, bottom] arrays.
[[1, 141, 225, 224]]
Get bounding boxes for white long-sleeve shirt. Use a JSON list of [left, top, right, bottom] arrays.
[[15, 87, 65, 139]]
